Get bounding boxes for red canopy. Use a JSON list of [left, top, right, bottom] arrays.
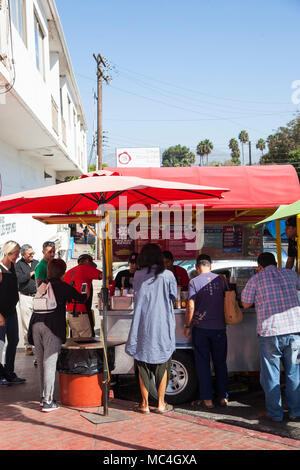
[[0, 170, 228, 215], [106, 165, 300, 210]]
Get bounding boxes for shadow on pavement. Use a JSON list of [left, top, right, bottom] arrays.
[[113, 374, 300, 441]]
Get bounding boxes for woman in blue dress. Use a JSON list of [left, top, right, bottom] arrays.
[[125, 243, 177, 414]]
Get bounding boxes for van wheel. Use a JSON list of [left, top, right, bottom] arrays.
[[149, 350, 198, 406]]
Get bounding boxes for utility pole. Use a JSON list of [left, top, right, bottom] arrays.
[[93, 54, 106, 171], [249, 141, 252, 166], [93, 54, 111, 261]]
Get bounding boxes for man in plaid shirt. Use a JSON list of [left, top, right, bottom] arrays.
[[242, 252, 300, 422]]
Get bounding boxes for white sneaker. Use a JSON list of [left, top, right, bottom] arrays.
[[42, 400, 60, 412]]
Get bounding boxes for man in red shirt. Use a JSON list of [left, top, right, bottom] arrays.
[[162, 250, 190, 289], [64, 254, 102, 338]]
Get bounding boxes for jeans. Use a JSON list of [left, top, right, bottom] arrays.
[[0, 310, 19, 378], [258, 333, 300, 421], [192, 327, 228, 400]]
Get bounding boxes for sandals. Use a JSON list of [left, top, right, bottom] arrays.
[[134, 404, 150, 414], [219, 398, 228, 407], [191, 399, 229, 409], [154, 403, 174, 414], [191, 400, 215, 410]]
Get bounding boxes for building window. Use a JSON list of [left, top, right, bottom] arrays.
[[34, 12, 45, 78], [10, 0, 27, 45]]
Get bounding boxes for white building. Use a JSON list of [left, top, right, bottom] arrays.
[[0, 0, 87, 258]]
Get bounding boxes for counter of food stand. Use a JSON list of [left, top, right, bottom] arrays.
[[105, 306, 259, 405]]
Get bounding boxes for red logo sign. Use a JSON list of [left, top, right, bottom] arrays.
[[118, 152, 132, 165]]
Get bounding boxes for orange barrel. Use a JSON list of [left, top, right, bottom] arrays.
[[59, 373, 110, 407], [57, 342, 115, 408]]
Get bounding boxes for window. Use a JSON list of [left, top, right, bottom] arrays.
[[34, 12, 45, 78], [67, 95, 71, 128], [10, 0, 27, 45]]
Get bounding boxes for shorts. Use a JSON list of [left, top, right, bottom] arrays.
[[134, 358, 172, 392]]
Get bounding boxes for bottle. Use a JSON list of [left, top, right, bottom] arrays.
[[176, 286, 181, 309], [115, 288, 121, 297]]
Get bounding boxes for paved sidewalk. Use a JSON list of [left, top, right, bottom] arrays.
[[0, 353, 300, 451]]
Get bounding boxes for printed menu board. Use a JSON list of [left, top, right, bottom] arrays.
[[243, 226, 263, 258], [222, 225, 243, 253], [204, 225, 223, 248], [112, 226, 136, 261]]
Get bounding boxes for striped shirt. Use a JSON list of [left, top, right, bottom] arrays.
[[241, 265, 300, 337]]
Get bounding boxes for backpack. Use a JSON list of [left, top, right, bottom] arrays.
[[33, 282, 57, 314]]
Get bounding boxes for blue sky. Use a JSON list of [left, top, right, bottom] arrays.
[[56, 0, 300, 167]]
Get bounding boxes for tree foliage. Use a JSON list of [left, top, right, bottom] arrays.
[[196, 139, 214, 166], [259, 112, 300, 178], [228, 138, 241, 165], [256, 138, 266, 156], [162, 145, 196, 167], [238, 130, 249, 165]]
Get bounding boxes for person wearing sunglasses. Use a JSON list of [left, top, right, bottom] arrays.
[[15, 245, 39, 357]]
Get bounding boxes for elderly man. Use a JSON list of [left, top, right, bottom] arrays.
[[242, 252, 300, 422], [15, 244, 39, 356]]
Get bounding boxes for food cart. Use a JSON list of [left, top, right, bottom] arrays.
[[33, 165, 300, 405], [103, 165, 300, 405]]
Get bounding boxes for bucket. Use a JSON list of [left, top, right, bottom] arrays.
[[59, 373, 110, 407]]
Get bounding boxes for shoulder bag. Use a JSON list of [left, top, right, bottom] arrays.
[[220, 275, 243, 325]]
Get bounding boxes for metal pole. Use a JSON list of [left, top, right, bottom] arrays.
[[297, 214, 300, 274], [276, 219, 282, 268], [249, 141, 252, 166], [94, 54, 104, 261], [100, 201, 109, 416]]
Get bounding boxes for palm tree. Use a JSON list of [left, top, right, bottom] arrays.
[[229, 138, 241, 165], [196, 139, 214, 166], [256, 138, 266, 157], [238, 130, 249, 165]]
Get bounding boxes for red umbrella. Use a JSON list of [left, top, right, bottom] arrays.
[[0, 169, 229, 416], [0, 170, 228, 214]]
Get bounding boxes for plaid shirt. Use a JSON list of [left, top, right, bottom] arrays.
[[241, 265, 300, 337]]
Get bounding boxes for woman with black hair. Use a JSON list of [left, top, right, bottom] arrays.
[[125, 243, 177, 414]]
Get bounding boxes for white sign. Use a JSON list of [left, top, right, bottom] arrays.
[[116, 147, 161, 168]]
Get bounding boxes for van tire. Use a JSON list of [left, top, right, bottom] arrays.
[[149, 350, 198, 405]]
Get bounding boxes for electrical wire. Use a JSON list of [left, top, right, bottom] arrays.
[[111, 62, 294, 107]]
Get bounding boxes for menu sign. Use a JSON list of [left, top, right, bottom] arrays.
[[204, 225, 223, 248], [222, 225, 243, 253], [112, 226, 135, 261], [244, 226, 263, 258]]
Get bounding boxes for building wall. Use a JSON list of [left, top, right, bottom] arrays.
[[0, 0, 86, 257], [0, 139, 58, 257], [0, 0, 87, 175]]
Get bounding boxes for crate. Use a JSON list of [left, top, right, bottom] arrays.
[[110, 296, 133, 311]]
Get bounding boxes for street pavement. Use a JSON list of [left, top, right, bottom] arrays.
[[0, 352, 300, 451]]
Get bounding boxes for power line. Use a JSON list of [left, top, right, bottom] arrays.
[[111, 62, 294, 106]]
